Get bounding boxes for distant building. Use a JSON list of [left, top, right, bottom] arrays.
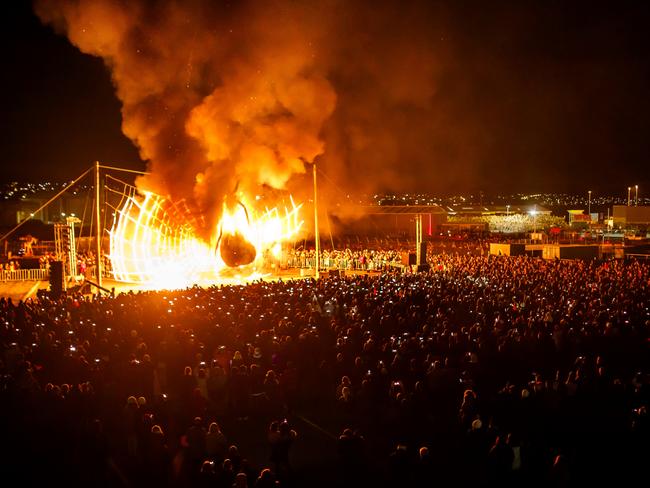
[[444, 204, 551, 217], [567, 209, 592, 226], [612, 205, 650, 226]]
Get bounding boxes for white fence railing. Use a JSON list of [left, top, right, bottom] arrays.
[[0, 269, 49, 282]]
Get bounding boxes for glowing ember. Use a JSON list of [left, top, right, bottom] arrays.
[[109, 192, 303, 288]]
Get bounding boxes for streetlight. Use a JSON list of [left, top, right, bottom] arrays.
[[506, 204, 510, 216], [588, 190, 592, 215], [635, 185, 638, 206], [627, 187, 631, 206]]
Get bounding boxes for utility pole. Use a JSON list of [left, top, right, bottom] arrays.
[[313, 162, 320, 280], [95, 161, 103, 290]]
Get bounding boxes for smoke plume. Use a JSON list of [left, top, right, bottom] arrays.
[[35, 0, 456, 233]]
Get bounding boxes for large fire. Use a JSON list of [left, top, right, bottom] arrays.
[[109, 192, 303, 288]]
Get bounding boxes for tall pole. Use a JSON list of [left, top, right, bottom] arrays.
[[588, 190, 592, 215], [635, 185, 638, 206], [415, 214, 423, 266], [95, 161, 103, 290], [313, 162, 320, 280], [627, 187, 631, 206]]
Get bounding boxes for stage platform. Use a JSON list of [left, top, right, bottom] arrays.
[[0, 280, 47, 302]]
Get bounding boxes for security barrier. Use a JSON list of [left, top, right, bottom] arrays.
[[0, 268, 49, 281]]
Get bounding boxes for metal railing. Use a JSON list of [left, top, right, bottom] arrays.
[[87, 266, 114, 279], [286, 256, 401, 272], [0, 268, 49, 281]]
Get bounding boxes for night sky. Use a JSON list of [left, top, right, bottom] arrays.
[[1, 0, 648, 196]]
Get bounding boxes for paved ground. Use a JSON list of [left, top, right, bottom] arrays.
[[0, 280, 46, 301]]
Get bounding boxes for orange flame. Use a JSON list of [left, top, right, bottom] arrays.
[[109, 192, 303, 288]]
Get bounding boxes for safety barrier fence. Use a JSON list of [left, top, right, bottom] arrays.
[[0, 268, 49, 281], [286, 256, 401, 271]]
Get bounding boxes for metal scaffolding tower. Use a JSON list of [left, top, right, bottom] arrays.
[[54, 217, 81, 281]]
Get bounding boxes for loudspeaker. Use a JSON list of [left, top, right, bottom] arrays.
[[49, 260, 64, 297], [402, 251, 417, 266], [509, 243, 526, 256], [417, 242, 428, 264], [401, 252, 416, 266]]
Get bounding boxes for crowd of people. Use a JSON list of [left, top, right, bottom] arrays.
[[446, 214, 567, 234], [2, 251, 100, 274], [286, 248, 404, 272], [285, 238, 489, 271], [1, 259, 21, 272], [1, 252, 648, 487]]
